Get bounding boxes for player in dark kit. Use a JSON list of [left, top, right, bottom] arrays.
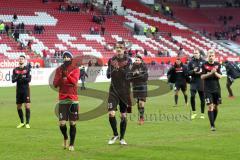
[[12, 55, 31, 129], [167, 58, 188, 107], [188, 49, 205, 119], [53, 51, 80, 151], [223, 60, 240, 98], [127, 55, 148, 125], [201, 50, 222, 131], [107, 41, 132, 145]]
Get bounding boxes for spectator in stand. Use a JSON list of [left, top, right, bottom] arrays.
[[94, 26, 99, 34], [144, 49, 148, 57], [128, 49, 132, 57], [13, 13, 18, 21], [178, 46, 184, 57], [101, 25, 106, 35], [150, 26, 156, 36], [59, 4, 66, 11], [0, 21, 5, 34], [134, 23, 140, 35], [90, 3, 94, 11], [157, 50, 164, 57], [11, 22, 15, 32], [5, 23, 9, 35], [20, 22, 25, 33], [90, 26, 94, 34], [88, 60, 93, 67], [113, 6, 117, 15], [143, 27, 148, 35], [27, 40, 33, 50]]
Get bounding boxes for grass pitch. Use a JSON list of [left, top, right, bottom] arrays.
[[0, 78, 240, 160]]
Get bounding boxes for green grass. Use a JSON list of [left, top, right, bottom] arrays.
[[0, 78, 240, 160]]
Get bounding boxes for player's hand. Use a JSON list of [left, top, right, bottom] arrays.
[[18, 74, 22, 79], [111, 60, 119, 69], [133, 70, 140, 75], [211, 68, 216, 74], [193, 68, 198, 72]]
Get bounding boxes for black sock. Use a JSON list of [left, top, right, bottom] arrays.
[[199, 91, 205, 114], [184, 94, 188, 104], [25, 108, 30, 124], [200, 100, 205, 114], [213, 109, 218, 122], [70, 125, 76, 146], [138, 106, 145, 119], [191, 96, 196, 111], [60, 125, 68, 140], [17, 109, 24, 123], [208, 111, 215, 127], [174, 95, 178, 105], [120, 117, 127, 140], [109, 116, 118, 136]]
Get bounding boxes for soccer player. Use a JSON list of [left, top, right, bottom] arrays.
[[107, 41, 132, 145], [79, 66, 88, 90], [127, 55, 148, 125], [167, 58, 188, 107], [12, 55, 31, 129], [188, 49, 205, 119], [201, 50, 222, 131], [223, 60, 240, 98], [53, 51, 80, 151]]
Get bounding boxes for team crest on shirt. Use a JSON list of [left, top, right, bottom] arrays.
[[204, 64, 219, 71]]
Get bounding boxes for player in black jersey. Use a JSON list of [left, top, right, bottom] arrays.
[[188, 49, 205, 119], [167, 58, 188, 107], [201, 50, 222, 131], [127, 55, 148, 125], [223, 60, 240, 98], [107, 41, 132, 145], [12, 55, 31, 129]]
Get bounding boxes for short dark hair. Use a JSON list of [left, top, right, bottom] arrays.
[[19, 55, 26, 59], [135, 55, 142, 60]]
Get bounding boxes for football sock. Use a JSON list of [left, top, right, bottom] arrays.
[[60, 125, 68, 140], [190, 95, 196, 111], [70, 124, 76, 146], [184, 94, 188, 104], [208, 111, 215, 127], [213, 109, 218, 122], [120, 117, 127, 140], [17, 109, 24, 123], [26, 108, 30, 124], [109, 116, 118, 136], [174, 95, 178, 105]]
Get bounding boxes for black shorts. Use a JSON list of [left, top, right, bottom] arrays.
[[59, 103, 79, 121], [204, 92, 222, 105], [175, 83, 187, 92], [16, 90, 30, 104], [108, 93, 131, 113]]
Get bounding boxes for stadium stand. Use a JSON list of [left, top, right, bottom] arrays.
[[0, 0, 238, 65]]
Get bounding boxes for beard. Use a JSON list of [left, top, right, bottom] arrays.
[[63, 60, 72, 67], [19, 62, 24, 67], [117, 53, 124, 58]]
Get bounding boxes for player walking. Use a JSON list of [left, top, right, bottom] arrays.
[[127, 55, 148, 125], [12, 55, 31, 129], [53, 51, 80, 151], [107, 41, 132, 145], [188, 49, 205, 119], [201, 50, 222, 131], [167, 58, 188, 107]]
